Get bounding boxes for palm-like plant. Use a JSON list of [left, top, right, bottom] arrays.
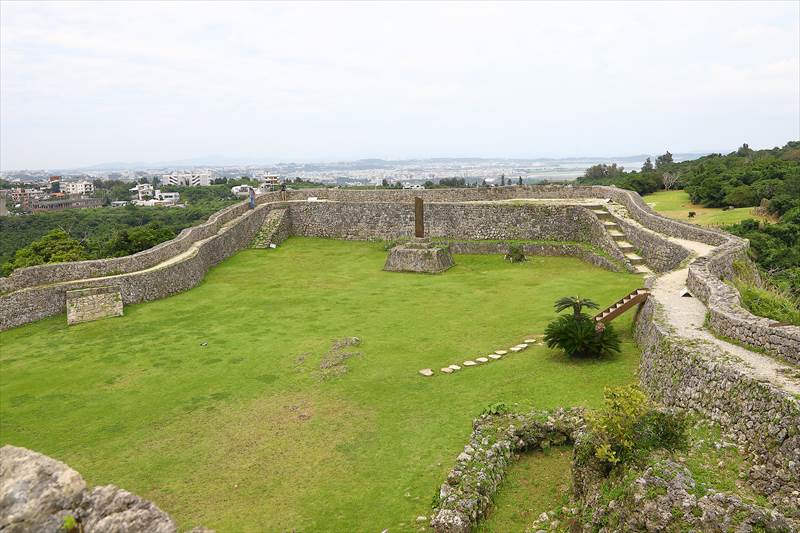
[[554, 296, 600, 317]]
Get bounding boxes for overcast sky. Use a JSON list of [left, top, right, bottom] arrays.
[[1, 1, 798, 170]]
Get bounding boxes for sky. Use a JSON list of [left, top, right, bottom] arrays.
[[1, 1, 798, 170]]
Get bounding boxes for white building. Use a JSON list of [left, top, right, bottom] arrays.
[[129, 183, 154, 201], [231, 185, 252, 197], [62, 180, 95, 195], [161, 171, 215, 187]]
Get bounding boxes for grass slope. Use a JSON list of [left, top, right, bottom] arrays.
[[0, 238, 643, 532], [643, 190, 773, 227]]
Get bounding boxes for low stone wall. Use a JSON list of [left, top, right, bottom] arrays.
[[431, 408, 584, 533], [446, 241, 628, 272], [634, 297, 800, 512], [65, 287, 123, 325], [0, 205, 269, 330]]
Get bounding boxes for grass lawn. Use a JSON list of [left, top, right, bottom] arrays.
[[643, 190, 774, 227], [0, 238, 643, 532]]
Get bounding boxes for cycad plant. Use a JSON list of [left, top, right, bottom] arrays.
[[553, 296, 600, 317], [545, 296, 620, 357]]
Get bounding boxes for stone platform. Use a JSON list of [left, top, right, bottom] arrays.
[[383, 238, 454, 274]]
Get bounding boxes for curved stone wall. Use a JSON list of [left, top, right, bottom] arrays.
[[634, 298, 799, 511], [0, 201, 252, 293], [0, 204, 270, 330]]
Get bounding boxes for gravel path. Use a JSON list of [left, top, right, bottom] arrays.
[[648, 233, 800, 395]]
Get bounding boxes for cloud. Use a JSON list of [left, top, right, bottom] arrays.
[[1, 0, 798, 169]]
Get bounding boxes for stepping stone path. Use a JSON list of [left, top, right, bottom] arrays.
[[420, 336, 544, 376]]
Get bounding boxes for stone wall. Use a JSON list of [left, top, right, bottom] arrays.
[[0, 204, 270, 331], [634, 297, 800, 512], [0, 200, 252, 293], [65, 287, 123, 325], [446, 241, 629, 272], [607, 211, 690, 272]]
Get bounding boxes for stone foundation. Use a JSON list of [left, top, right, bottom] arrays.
[[383, 238, 454, 273], [66, 287, 123, 325]]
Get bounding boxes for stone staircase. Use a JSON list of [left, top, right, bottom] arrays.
[[591, 206, 651, 274], [251, 208, 289, 249]]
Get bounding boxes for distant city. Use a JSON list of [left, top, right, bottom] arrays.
[[0, 154, 706, 188]]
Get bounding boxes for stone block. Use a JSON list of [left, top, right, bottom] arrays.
[[383, 239, 454, 274], [66, 287, 123, 326]]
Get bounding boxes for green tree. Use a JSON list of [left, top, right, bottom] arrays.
[[641, 157, 654, 172], [655, 151, 673, 168], [3, 229, 87, 274]]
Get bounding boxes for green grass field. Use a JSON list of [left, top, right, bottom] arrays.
[[0, 238, 644, 532], [643, 190, 773, 227]]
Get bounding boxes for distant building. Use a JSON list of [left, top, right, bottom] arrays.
[[30, 196, 103, 212], [49, 175, 61, 193], [62, 180, 95, 195], [130, 187, 180, 206], [161, 171, 215, 187], [231, 185, 251, 197], [129, 183, 154, 201]]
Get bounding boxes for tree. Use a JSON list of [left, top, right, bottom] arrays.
[[655, 151, 673, 168], [381, 178, 389, 187], [661, 172, 679, 190], [518, 176, 523, 186], [544, 314, 621, 358], [500, 174, 506, 186], [554, 295, 600, 317], [3, 229, 88, 274], [641, 157, 654, 172]]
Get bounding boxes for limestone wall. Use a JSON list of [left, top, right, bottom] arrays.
[[0, 201, 252, 293], [634, 297, 800, 511], [446, 241, 628, 272], [0, 204, 269, 330]]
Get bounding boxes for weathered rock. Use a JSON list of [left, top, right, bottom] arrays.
[[449, 365, 461, 371], [463, 361, 477, 367], [0, 445, 86, 533], [0, 445, 207, 533], [488, 354, 502, 360], [441, 367, 454, 374], [78, 485, 177, 533], [419, 368, 434, 377], [476, 357, 489, 363], [494, 350, 507, 355]]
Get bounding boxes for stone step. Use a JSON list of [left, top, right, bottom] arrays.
[[608, 230, 625, 238], [634, 264, 652, 274], [616, 241, 634, 250]]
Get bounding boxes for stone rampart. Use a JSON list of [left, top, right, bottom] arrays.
[[634, 297, 800, 511], [2, 185, 798, 356], [0, 204, 269, 330], [0, 201, 252, 293]]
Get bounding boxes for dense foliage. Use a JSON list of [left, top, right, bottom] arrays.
[[544, 296, 620, 357], [0, 202, 233, 275], [582, 385, 687, 468]]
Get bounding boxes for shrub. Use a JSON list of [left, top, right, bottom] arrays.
[[688, 211, 696, 218], [586, 386, 687, 468], [544, 314, 621, 357], [504, 245, 526, 263]]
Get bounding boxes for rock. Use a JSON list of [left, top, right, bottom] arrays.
[[510, 346, 523, 352], [494, 350, 508, 355], [441, 367, 454, 374], [416, 515, 428, 522], [525, 339, 537, 343], [488, 354, 502, 360], [431, 508, 470, 533], [463, 361, 477, 366], [78, 485, 177, 533], [0, 445, 186, 533], [419, 368, 434, 377], [476, 357, 489, 363], [449, 365, 461, 371], [0, 445, 86, 533]]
